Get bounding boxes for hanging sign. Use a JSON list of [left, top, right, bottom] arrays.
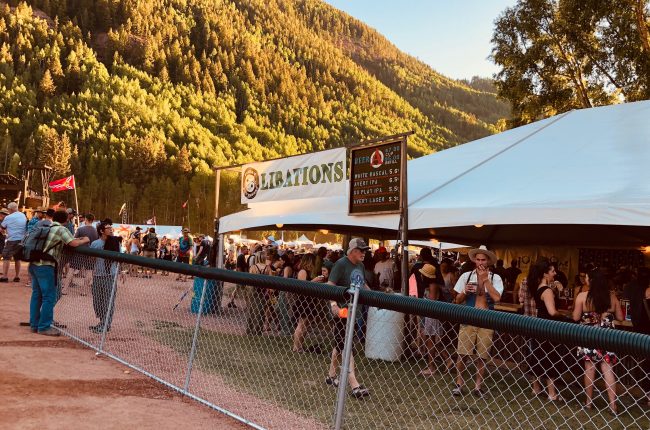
[[240, 148, 346, 204], [349, 138, 404, 215]]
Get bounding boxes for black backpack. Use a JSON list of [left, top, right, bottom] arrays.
[[144, 233, 158, 251], [19, 225, 57, 263]]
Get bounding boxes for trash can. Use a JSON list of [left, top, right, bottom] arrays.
[[365, 305, 405, 361], [190, 277, 221, 314]]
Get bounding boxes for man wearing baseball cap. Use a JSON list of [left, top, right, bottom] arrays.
[[451, 245, 503, 398], [325, 238, 371, 398]]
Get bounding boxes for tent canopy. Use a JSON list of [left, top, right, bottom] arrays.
[[220, 101, 650, 247], [408, 101, 650, 247]]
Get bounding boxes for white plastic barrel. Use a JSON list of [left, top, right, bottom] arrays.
[[364, 305, 405, 361]]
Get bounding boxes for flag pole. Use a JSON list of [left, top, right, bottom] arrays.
[[73, 175, 80, 228]]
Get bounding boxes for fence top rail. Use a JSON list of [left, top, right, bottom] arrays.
[[68, 247, 650, 357]]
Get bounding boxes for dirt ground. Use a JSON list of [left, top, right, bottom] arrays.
[[0, 281, 249, 430]]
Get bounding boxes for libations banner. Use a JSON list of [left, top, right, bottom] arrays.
[[240, 148, 346, 204]]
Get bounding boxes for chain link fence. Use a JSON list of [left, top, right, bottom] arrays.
[[52, 248, 650, 429]]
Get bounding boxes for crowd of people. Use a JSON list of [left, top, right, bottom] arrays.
[[2, 202, 649, 408], [227, 238, 650, 408], [0, 202, 212, 337]]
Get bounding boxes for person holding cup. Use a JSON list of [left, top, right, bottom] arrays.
[[451, 246, 504, 398]]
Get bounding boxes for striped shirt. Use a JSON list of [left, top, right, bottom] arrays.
[[32, 222, 75, 267]]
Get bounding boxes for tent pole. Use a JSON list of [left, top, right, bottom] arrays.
[[400, 137, 409, 295], [210, 169, 221, 268]]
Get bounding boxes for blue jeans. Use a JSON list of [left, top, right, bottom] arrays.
[[29, 264, 57, 331]]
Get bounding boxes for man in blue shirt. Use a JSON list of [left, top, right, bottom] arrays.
[[1, 202, 27, 283]]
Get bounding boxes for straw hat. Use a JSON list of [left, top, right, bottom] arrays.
[[419, 264, 437, 279], [468, 245, 497, 266]]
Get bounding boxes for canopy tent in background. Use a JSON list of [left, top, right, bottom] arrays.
[[385, 240, 470, 251], [407, 101, 650, 247], [219, 101, 650, 248], [294, 234, 314, 246], [218, 195, 399, 239], [112, 224, 183, 239]]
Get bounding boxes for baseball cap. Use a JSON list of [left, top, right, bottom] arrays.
[[183, 228, 190, 233], [347, 238, 370, 255], [66, 207, 76, 214], [135, 226, 141, 230]]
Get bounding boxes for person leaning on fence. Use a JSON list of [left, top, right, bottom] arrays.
[[29, 210, 90, 336], [326, 238, 371, 399], [451, 245, 503, 398], [293, 253, 319, 353], [418, 263, 444, 378], [176, 228, 192, 281], [572, 269, 624, 414], [527, 259, 569, 402], [624, 267, 650, 407], [246, 248, 278, 335], [70, 213, 99, 287], [89, 219, 121, 333]]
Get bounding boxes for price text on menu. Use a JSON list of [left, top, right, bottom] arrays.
[[349, 140, 402, 215]]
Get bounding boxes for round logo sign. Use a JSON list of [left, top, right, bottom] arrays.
[[242, 167, 260, 200], [370, 149, 384, 169]]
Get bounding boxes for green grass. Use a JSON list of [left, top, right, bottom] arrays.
[[148, 324, 649, 429]]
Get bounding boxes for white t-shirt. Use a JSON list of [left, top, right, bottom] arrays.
[[375, 259, 397, 290], [1, 211, 27, 241], [453, 270, 504, 296]]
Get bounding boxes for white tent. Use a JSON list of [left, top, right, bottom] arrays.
[[295, 234, 314, 246], [407, 100, 650, 247], [220, 101, 650, 247], [219, 195, 399, 238]]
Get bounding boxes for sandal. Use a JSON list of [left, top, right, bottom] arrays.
[[548, 395, 565, 402], [12, 277, 20, 282], [325, 375, 339, 387], [0, 277, 8, 282], [350, 385, 370, 398]]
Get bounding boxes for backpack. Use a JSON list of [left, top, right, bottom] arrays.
[[19, 225, 57, 263], [144, 233, 158, 251]]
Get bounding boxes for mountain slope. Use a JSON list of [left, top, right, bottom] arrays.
[[0, 0, 509, 231]]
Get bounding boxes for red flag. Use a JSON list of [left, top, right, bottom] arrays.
[[182, 200, 188, 208], [49, 175, 75, 193]]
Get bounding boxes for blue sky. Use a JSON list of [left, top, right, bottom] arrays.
[[325, 0, 517, 80]]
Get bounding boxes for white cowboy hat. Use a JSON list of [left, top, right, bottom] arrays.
[[468, 245, 497, 266]]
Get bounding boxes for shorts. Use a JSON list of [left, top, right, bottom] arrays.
[[333, 317, 348, 352], [2, 240, 21, 260], [457, 324, 494, 360], [423, 317, 442, 337], [142, 250, 156, 258], [178, 255, 190, 264]]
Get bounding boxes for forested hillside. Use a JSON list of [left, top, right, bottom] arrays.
[[0, 0, 509, 232]]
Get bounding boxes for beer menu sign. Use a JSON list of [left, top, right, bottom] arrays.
[[349, 139, 403, 215]]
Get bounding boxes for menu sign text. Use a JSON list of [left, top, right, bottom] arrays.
[[349, 139, 403, 215]]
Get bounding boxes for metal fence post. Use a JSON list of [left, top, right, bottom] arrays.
[[333, 284, 361, 430], [98, 263, 120, 353], [184, 278, 208, 392]]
